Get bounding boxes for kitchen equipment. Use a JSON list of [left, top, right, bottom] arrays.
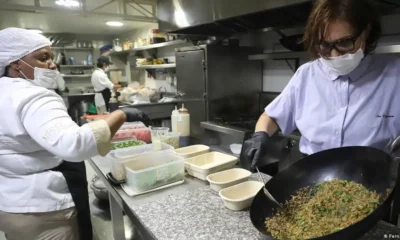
[[255, 167, 282, 210], [174, 145, 210, 159], [230, 144, 242, 155], [274, 29, 305, 52], [250, 145, 400, 240], [150, 127, 170, 142], [206, 168, 252, 192], [185, 152, 238, 180], [176, 44, 262, 141], [124, 151, 185, 192], [90, 175, 109, 200], [219, 181, 264, 211], [108, 143, 174, 181]]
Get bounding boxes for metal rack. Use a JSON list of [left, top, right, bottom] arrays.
[[109, 40, 186, 56], [135, 64, 176, 69], [248, 45, 400, 60]]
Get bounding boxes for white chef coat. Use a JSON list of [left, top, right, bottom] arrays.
[[0, 76, 111, 213], [91, 68, 114, 107], [55, 71, 66, 92]]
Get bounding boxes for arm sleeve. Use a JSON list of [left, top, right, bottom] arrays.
[[19, 89, 111, 161], [265, 70, 301, 135], [97, 74, 114, 90]]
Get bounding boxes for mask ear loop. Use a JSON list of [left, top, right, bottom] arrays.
[[18, 59, 34, 80]]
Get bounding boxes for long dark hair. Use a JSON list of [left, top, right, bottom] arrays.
[[303, 0, 382, 59]]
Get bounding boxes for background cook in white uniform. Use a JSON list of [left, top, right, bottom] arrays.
[[91, 56, 119, 113]]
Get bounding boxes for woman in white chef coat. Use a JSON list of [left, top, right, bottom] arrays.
[[92, 56, 118, 114], [0, 28, 149, 240]]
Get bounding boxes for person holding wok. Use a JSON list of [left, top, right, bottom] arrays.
[[244, 0, 400, 169]]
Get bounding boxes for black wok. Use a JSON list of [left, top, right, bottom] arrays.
[[250, 146, 399, 240]]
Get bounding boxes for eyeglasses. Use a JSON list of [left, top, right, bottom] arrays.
[[318, 32, 362, 56]]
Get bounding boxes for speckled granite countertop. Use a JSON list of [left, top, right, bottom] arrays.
[[128, 174, 400, 240]]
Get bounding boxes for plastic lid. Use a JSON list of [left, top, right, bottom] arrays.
[[179, 103, 188, 114]]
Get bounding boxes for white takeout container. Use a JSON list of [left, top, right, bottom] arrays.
[[108, 143, 174, 181], [206, 168, 252, 192], [124, 151, 185, 192], [219, 181, 264, 211], [184, 152, 238, 180], [174, 145, 210, 159]]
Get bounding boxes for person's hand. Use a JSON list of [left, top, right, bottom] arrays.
[[120, 108, 150, 125], [114, 84, 122, 89], [243, 131, 270, 169]]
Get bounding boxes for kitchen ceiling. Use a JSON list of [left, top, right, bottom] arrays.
[[0, 0, 158, 35]]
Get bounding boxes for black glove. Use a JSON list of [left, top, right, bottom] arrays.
[[120, 108, 150, 125], [243, 131, 270, 169]]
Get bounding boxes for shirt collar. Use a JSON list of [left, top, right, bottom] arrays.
[[96, 68, 104, 73], [320, 54, 372, 82]]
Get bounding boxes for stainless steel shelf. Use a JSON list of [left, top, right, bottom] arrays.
[[110, 40, 186, 55], [60, 65, 95, 68], [52, 47, 94, 51], [135, 64, 176, 69], [62, 74, 92, 78], [248, 45, 400, 60]]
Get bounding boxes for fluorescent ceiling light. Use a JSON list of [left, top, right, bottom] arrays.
[[106, 21, 124, 27], [27, 29, 43, 34], [55, 0, 80, 8]]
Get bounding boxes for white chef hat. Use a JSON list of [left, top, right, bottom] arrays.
[[0, 27, 51, 77]]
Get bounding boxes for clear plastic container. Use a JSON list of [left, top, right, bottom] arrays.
[[124, 151, 184, 192], [159, 132, 180, 149], [113, 127, 151, 142], [108, 143, 174, 181], [110, 138, 145, 150], [150, 127, 169, 140], [119, 122, 146, 130]]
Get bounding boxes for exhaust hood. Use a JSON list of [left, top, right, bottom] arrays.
[[158, 0, 400, 36], [158, 0, 313, 36]]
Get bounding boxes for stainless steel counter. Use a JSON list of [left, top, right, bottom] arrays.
[[89, 153, 400, 240]]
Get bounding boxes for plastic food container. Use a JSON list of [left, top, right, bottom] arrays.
[[174, 145, 210, 159], [119, 122, 146, 130], [219, 181, 264, 211], [113, 127, 151, 143], [124, 151, 185, 192], [108, 143, 174, 181], [150, 127, 169, 138], [110, 138, 145, 150], [230, 144, 242, 155], [184, 152, 238, 180], [206, 168, 252, 192]]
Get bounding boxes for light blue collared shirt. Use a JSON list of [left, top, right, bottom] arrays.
[[266, 54, 400, 154]]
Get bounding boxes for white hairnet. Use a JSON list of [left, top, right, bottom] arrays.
[[0, 27, 51, 77]]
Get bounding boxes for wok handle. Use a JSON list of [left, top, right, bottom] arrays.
[[390, 136, 400, 155]]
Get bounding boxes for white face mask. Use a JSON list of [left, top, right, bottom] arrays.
[[18, 59, 57, 89], [104, 66, 110, 72], [320, 48, 365, 76]]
